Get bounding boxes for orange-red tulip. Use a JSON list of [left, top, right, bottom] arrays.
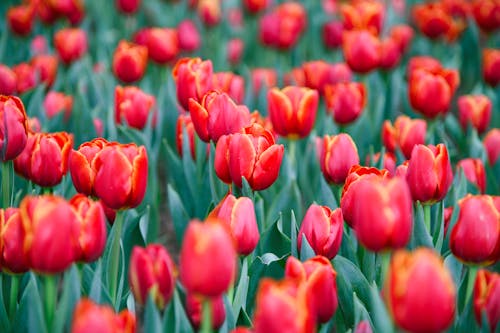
[[473, 269, 500, 331], [325, 82, 366, 125], [472, 0, 500, 33], [115, 86, 156, 130], [212, 72, 245, 104], [7, 4, 35, 36], [484, 129, 500, 165], [146, 28, 179, 64], [54, 28, 88, 65], [342, 29, 381, 73], [382, 115, 427, 159], [116, 0, 141, 14], [458, 94, 492, 134], [43, 91, 73, 120], [172, 57, 213, 110], [317, 133, 360, 184], [456, 158, 486, 194], [0, 65, 17, 95], [71, 298, 136, 333], [112, 40, 148, 84], [0, 208, 30, 273]]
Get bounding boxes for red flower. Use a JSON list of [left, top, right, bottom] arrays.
[[185, 293, 226, 330], [172, 57, 213, 110], [71, 298, 136, 333], [112, 40, 148, 84], [473, 269, 500, 332], [482, 48, 500, 87], [7, 4, 35, 36], [0, 208, 30, 273], [0, 96, 29, 161], [31, 54, 58, 89], [317, 133, 360, 184], [212, 72, 245, 104], [382, 115, 427, 159], [0, 65, 17, 95], [177, 20, 201, 52], [54, 28, 88, 65], [342, 29, 381, 73], [458, 94, 492, 134], [484, 129, 500, 165], [325, 82, 366, 125], [302, 61, 352, 95], [146, 28, 179, 64], [116, 0, 141, 14], [472, 0, 500, 33], [43, 91, 73, 120], [456, 158, 486, 194], [340, 0, 385, 35], [115, 86, 156, 130]]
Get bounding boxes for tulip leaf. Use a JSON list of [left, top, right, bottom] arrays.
[[290, 210, 298, 258], [368, 282, 393, 333], [167, 185, 190, 244], [353, 292, 372, 327], [0, 275, 10, 333], [221, 295, 236, 331], [163, 290, 193, 333], [24, 274, 47, 333], [52, 265, 81, 333], [444, 254, 464, 292], [264, 182, 293, 227], [232, 259, 249, 318], [432, 201, 445, 253], [299, 234, 316, 261], [258, 215, 291, 257], [340, 229, 359, 267], [236, 308, 252, 327], [144, 296, 162, 333], [241, 177, 254, 199], [409, 202, 433, 249]]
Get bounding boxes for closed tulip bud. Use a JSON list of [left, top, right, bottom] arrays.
[[180, 219, 237, 297], [473, 269, 500, 331], [197, 0, 222, 26], [129, 244, 176, 309], [226, 38, 244, 66], [303, 61, 352, 95], [384, 248, 456, 333], [20, 195, 80, 273], [189, 90, 251, 143], [0, 96, 29, 161], [212, 72, 245, 104], [7, 4, 35, 36], [458, 94, 492, 134], [14, 132, 73, 187], [251, 68, 277, 96], [12, 63, 36, 94], [243, 0, 270, 14], [450, 195, 500, 265], [352, 177, 413, 252], [482, 48, 500, 87], [0, 65, 17, 95], [382, 115, 427, 159], [484, 129, 500, 165], [173, 57, 213, 110], [318, 133, 360, 184], [268, 86, 318, 139], [380, 37, 402, 70], [340, 1, 385, 35], [215, 124, 284, 191], [285, 256, 338, 323], [322, 21, 344, 49], [49, 0, 85, 25], [31, 55, 58, 89], [456, 158, 486, 194], [342, 29, 381, 74], [115, 86, 157, 130], [44, 91, 73, 120], [297, 205, 343, 259], [409, 67, 460, 118], [185, 294, 226, 330], [390, 24, 414, 53], [177, 20, 201, 52], [325, 82, 366, 125], [112, 41, 148, 83], [71, 298, 136, 333], [412, 3, 454, 39], [146, 28, 179, 64], [472, 0, 500, 33], [254, 278, 315, 333], [54, 28, 87, 65], [407, 56, 443, 75], [116, 0, 141, 14], [406, 144, 453, 203], [70, 194, 107, 263], [209, 194, 259, 255], [0, 208, 30, 273], [341, 165, 390, 227]]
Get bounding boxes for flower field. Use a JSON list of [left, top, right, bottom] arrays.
[[1, 0, 500, 332]]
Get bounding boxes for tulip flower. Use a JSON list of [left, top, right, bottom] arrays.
[[197, 0, 222, 26], [384, 248, 456, 333], [145, 28, 179, 64], [7, 4, 35, 36], [226, 38, 244, 66], [268, 86, 318, 139], [185, 293, 226, 330], [12, 63, 36, 94], [112, 40, 148, 83], [14, 131, 73, 187], [285, 256, 338, 323], [208, 194, 260, 255], [189, 90, 251, 143], [0, 65, 17, 95], [215, 124, 284, 191], [177, 20, 201, 53], [69, 139, 148, 210], [54, 28, 88, 65], [20, 195, 80, 274], [340, 0, 385, 35], [473, 269, 500, 331], [242, 0, 270, 13], [406, 144, 453, 203], [382, 115, 427, 159], [180, 219, 236, 297], [115, 86, 157, 130], [389, 24, 414, 53], [212, 72, 245, 104], [172, 57, 213, 110], [342, 29, 381, 74], [412, 3, 459, 40], [129, 244, 176, 309], [322, 21, 343, 49], [47, 0, 85, 25], [0, 208, 30, 273], [456, 158, 486, 194], [317, 133, 360, 184], [176, 113, 199, 159], [368, 152, 397, 175], [297, 205, 343, 259], [472, 0, 500, 33], [325, 82, 366, 125], [70, 194, 107, 263], [0, 96, 29, 162], [250, 68, 277, 96], [351, 176, 413, 252], [43, 91, 73, 120], [341, 165, 390, 227], [484, 129, 500, 165], [116, 0, 141, 14], [71, 298, 136, 333], [450, 195, 500, 265], [482, 48, 500, 87], [302, 61, 352, 95], [458, 94, 492, 134], [31, 54, 58, 89]]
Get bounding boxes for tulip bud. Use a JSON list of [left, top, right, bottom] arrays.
[[0, 96, 29, 161], [180, 219, 237, 297], [226, 38, 244, 66], [482, 48, 500, 87], [458, 94, 492, 134], [342, 29, 381, 73], [129, 244, 176, 309], [209, 194, 260, 256], [379, 37, 402, 70], [390, 24, 414, 53], [484, 129, 500, 165], [268, 86, 318, 139], [197, 0, 222, 26], [112, 40, 148, 83], [450, 195, 500, 265], [473, 269, 500, 331], [116, 0, 141, 14], [322, 21, 343, 49], [172, 57, 213, 110], [71, 298, 136, 333], [472, 0, 500, 33], [185, 293, 226, 330], [54, 28, 88, 65], [242, 0, 270, 14], [406, 144, 453, 203], [115, 86, 157, 130], [12, 63, 36, 94], [352, 177, 413, 252], [382, 115, 427, 159], [303, 61, 352, 95], [0, 208, 30, 273], [0, 65, 18, 95], [177, 20, 201, 52], [384, 248, 456, 333], [412, 3, 454, 39], [317, 133, 360, 184], [20, 195, 80, 273], [231, 328, 254, 333], [44, 91, 73, 120], [212, 72, 245, 104], [340, 1, 385, 35], [146, 28, 179, 64], [31, 55, 58, 89], [456, 158, 486, 194], [7, 4, 35, 36], [259, 3, 307, 50], [297, 205, 343, 259], [324, 82, 366, 125]]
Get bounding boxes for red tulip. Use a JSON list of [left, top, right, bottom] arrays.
[[379, 37, 402, 70], [0, 96, 29, 162], [342, 29, 381, 74], [176, 113, 198, 159], [389, 24, 414, 53], [242, 0, 270, 13], [412, 3, 457, 40], [456, 158, 486, 194], [146, 28, 179, 64], [7, 4, 35, 36], [172, 57, 213, 110], [185, 293, 226, 330], [12, 63, 36, 94], [458, 94, 492, 134], [472, 0, 500, 33], [197, 0, 221, 26], [268, 86, 318, 139], [482, 48, 500, 87], [43, 91, 73, 120], [129, 244, 176, 309], [325, 82, 366, 125], [382, 115, 427, 159], [212, 72, 245, 104], [0, 65, 17, 95], [180, 219, 236, 297], [322, 21, 343, 49], [384, 248, 456, 333], [54, 28, 88, 65], [112, 40, 148, 83], [71, 298, 136, 333], [115, 86, 156, 130], [406, 144, 453, 203], [484, 129, 500, 165], [450, 195, 500, 265], [473, 269, 500, 332], [177, 20, 201, 52], [317, 133, 360, 184], [302, 61, 352, 95], [31, 54, 58, 89], [226, 38, 244, 66], [297, 205, 343, 259], [340, 0, 385, 35], [0, 208, 30, 273], [250, 68, 277, 96], [407, 56, 443, 75], [116, 0, 141, 14]]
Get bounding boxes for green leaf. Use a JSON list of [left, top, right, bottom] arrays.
[[258, 216, 291, 257], [433, 201, 445, 253], [368, 282, 393, 333], [353, 292, 372, 327], [290, 210, 298, 258], [232, 259, 249, 318], [167, 185, 190, 244], [409, 203, 433, 249], [0, 275, 10, 333], [163, 290, 193, 333], [299, 234, 316, 261], [265, 182, 293, 227], [144, 296, 162, 333], [52, 266, 81, 333], [24, 274, 47, 333]]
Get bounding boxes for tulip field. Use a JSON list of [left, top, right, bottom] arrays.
[[1, 0, 500, 332]]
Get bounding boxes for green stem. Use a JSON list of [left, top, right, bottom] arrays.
[[287, 139, 297, 181], [109, 210, 125, 308], [9, 275, 19, 319], [44, 275, 57, 331], [200, 299, 212, 333], [423, 203, 431, 234], [2, 161, 12, 208], [379, 251, 392, 287], [464, 266, 478, 310]]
